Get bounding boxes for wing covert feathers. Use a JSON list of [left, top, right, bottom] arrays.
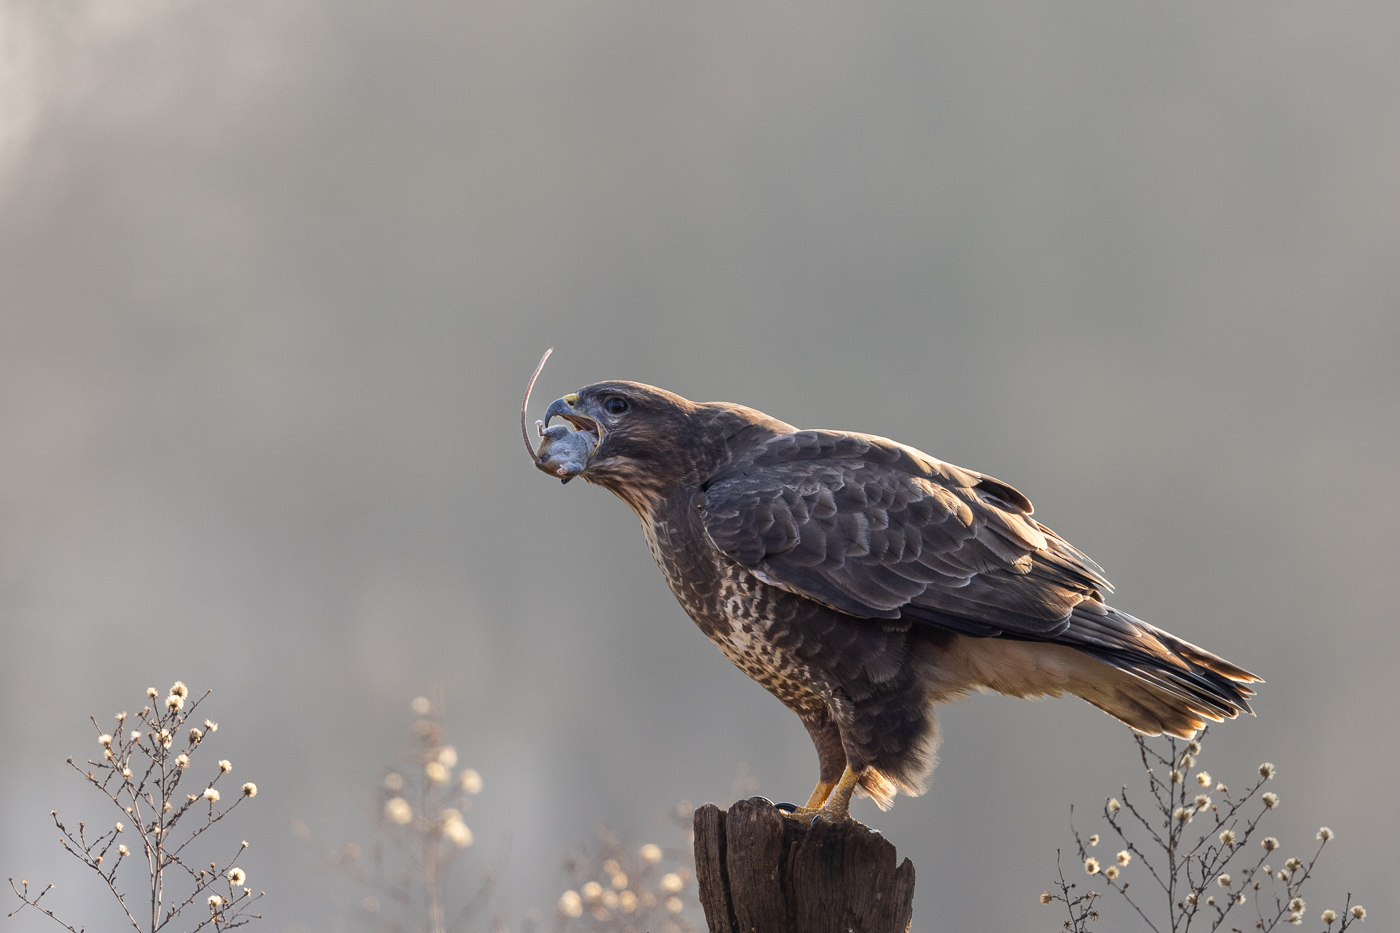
[[701, 429, 1112, 631], [700, 427, 1259, 737]]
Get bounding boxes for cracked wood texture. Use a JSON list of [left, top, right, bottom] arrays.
[[693, 798, 915, 933]]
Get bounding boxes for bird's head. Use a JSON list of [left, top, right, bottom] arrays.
[[539, 382, 695, 503], [536, 381, 786, 514]]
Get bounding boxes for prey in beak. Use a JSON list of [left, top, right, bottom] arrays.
[[535, 394, 601, 482], [519, 352, 601, 483]]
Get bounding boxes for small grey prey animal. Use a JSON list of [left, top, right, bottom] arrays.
[[528, 376, 1260, 820]]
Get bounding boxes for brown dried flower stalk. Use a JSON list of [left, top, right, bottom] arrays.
[[294, 690, 496, 933], [8, 682, 263, 932], [549, 801, 701, 933], [1042, 728, 1366, 933]]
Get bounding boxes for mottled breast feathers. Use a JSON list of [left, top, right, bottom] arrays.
[[699, 430, 1115, 639]]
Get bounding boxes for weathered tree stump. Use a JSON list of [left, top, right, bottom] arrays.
[[693, 797, 915, 933]]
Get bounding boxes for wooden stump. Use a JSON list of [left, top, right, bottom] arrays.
[[693, 798, 915, 933]]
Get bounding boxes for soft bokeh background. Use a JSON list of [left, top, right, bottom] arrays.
[[3, 2, 1397, 930]]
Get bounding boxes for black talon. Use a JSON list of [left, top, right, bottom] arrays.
[[774, 801, 799, 812]]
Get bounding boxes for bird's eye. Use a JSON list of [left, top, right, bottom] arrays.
[[603, 397, 629, 416]]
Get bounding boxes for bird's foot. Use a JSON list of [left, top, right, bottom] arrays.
[[775, 802, 856, 824], [775, 767, 862, 823]]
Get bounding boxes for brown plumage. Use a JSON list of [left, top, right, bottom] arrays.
[[533, 380, 1260, 815]]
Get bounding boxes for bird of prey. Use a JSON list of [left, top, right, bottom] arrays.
[[528, 377, 1259, 820]]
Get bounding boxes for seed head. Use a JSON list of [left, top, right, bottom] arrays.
[[219, 760, 232, 773], [204, 719, 218, 732], [1195, 795, 1212, 810], [1317, 827, 1333, 841], [424, 761, 450, 784], [1218, 874, 1232, 888], [1107, 797, 1121, 813], [147, 688, 159, 699], [170, 682, 189, 699], [1220, 829, 1237, 846], [130, 731, 142, 742], [385, 773, 403, 791], [189, 728, 203, 745], [1197, 771, 1211, 786], [1170, 770, 1183, 784], [1186, 893, 1198, 906], [411, 696, 431, 715], [444, 819, 473, 847], [1181, 754, 1195, 768], [1262, 792, 1279, 809], [1187, 740, 1202, 754], [662, 872, 684, 892], [582, 881, 603, 901], [1088, 834, 1099, 846], [228, 868, 246, 885], [1289, 913, 1302, 925], [208, 894, 224, 909], [115, 821, 124, 833], [461, 769, 483, 794], [1278, 869, 1290, 882], [116, 711, 127, 723], [1173, 807, 1192, 823], [117, 845, 128, 856], [1117, 850, 1131, 866], [558, 890, 583, 917], [98, 734, 113, 747], [1104, 866, 1119, 880], [619, 890, 637, 912], [437, 746, 458, 768], [666, 897, 683, 914], [242, 782, 257, 797], [1289, 898, 1305, 913], [1351, 906, 1366, 920], [384, 797, 412, 825], [176, 754, 189, 769], [1084, 857, 1100, 875], [1321, 910, 1337, 924], [1259, 762, 1276, 780], [1040, 893, 1053, 904], [640, 843, 663, 864], [1262, 837, 1279, 851], [204, 788, 220, 802]]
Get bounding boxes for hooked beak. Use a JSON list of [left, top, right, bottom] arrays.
[[543, 394, 602, 439]]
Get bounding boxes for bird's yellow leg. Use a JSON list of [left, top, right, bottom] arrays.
[[814, 766, 862, 820], [804, 780, 836, 810], [780, 767, 863, 822]]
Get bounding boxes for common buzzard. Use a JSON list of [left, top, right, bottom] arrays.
[[528, 375, 1259, 819]]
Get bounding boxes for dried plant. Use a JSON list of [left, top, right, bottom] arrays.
[[294, 692, 495, 933], [550, 801, 701, 933], [8, 682, 263, 932], [1042, 729, 1367, 933]]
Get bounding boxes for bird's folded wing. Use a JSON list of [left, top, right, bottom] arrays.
[[700, 430, 1113, 638]]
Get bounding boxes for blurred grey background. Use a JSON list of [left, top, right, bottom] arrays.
[[2, 2, 1397, 930]]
